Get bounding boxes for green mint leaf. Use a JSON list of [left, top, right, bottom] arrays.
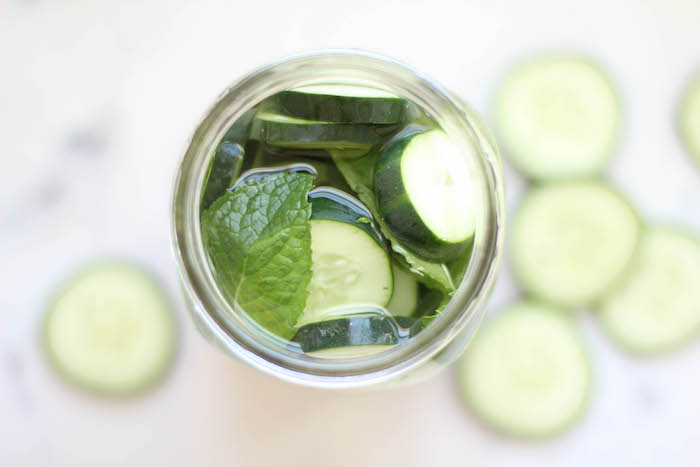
[[201, 172, 314, 339], [421, 294, 451, 329], [331, 151, 456, 293]]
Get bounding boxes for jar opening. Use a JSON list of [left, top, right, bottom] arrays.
[[171, 50, 504, 387]]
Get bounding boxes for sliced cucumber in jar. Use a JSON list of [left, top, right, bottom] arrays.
[[598, 229, 700, 355], [511, 180, 641, 307], [293, 314, 403, 353], [252, 112, 399, 151], [43, 262, 177, 395], [307, 345, 395, 359], [386, 264, 419, 318], [267, 84, 413, 124], [200, 142, 244, 211], [375, 128, 477, 262], [458, 301, 591, 438], [494, 56, 621, 180], [298, 192, 393, 326], [308, 187, 384, 245]]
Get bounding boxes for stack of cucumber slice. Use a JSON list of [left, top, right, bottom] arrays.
[[459, 55, 700, 439]]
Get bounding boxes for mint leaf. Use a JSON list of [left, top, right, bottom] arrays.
[[201, 172, 314, 339], [421, 294, 451, 328], [331, 152, 455, 293]]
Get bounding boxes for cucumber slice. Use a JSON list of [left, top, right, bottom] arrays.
[[268, 84, 409, 124], [375, 128, 476, 262], [220, 107, 256, 145], [200, 142, 244, 211], [458, 301, 591, 438], [511, 180, 640, 307], [599, 229, 700, 354], [386, 264, 419, 317], [495, 56, 621, 180], [293, 314, 402, 353], [679, 72, 700, 166], [298, 219, 393, 326], [309, 187, 384, 245], [43, 262, 176, 395], [252, 112, 399, 151]]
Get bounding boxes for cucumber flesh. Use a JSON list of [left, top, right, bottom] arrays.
[[495, 57, 620, 180], [375, 128, 476, 262], [308, 345, 394, 359], [251, 112, 398, 151], [458, 301, 591, 438], [679, 73, 700, 166], [599, 229, 700, 354], [43, 262, 176, 395], [386, 264, 419, 317], [293, 314, 401, 353], [269, 84, 409, 124], [511, 181, 640, 307], [298, 219, 393, 326]]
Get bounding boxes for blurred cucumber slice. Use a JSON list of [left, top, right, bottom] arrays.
[[494, 56, 621, 180], [44, 262, 177, 395], [458, 301, 591, 438]]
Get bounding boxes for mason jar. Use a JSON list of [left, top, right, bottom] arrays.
[[170, 50, 505, 388]]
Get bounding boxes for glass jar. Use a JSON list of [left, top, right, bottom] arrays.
[[171, 50, 505, 388]]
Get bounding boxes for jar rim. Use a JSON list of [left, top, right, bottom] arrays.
[[170, 49, 505, 387]]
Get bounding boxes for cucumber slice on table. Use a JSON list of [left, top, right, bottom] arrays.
[[386, 264, 419, 317], [43, 262, 176, 395], [375, 128, 477, 262], [298, 192, 393, 326], [268, 84, 411, 124], [679, 72, 700, 166], [252, 112, 399, 151], [200, 142, 244, 211], [511, 180, 640, 307], [495, 56, 620, 180], [458, 301, 591, 438], [599, 229, 700, 355], [293, 314, 405, 353]]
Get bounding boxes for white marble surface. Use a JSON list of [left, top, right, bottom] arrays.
[[2, 0, 700, 465]]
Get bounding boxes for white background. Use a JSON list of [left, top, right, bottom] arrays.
[[2, 0, 700, 465]]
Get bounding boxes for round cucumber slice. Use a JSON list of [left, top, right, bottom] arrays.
[[43, 262, 177, 395], [679, 72, 700, 166], [511, 180, 640, 307], [495, 56, 621, 180], [270, 84, 410, 124], [458, 301, 591, 438], [375, 128, 477, 262], [298, 219, 393, 326], [599, 229, 700, 355]]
